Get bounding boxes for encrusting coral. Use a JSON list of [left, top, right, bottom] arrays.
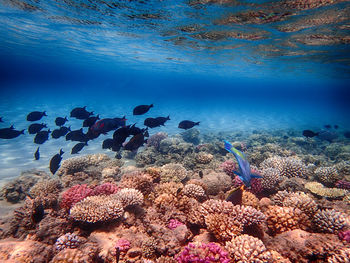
[[305, 181, 347, 199]]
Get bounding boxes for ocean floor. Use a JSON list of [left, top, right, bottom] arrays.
[[0, 128, 349, 262]]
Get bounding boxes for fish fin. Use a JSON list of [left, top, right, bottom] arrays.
[[43, 111, 47, 116], [59, 149, 64, 155], [83, 106, 86, 109], [20, 129, 25, 134], [224, 140, 234, 153], [65, 116, 68, 120], [10, 125, 14, 129], [251, 173, 262, 179], [167, 115, 170, 120], [48, 129, 51, 133], [195, 121, 200, 126], [150, 104, 154, 108], [226, 186, 244, 205]]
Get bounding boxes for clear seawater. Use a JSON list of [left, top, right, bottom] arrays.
[[0, 0, 350, 180]]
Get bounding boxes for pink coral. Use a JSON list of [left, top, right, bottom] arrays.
[[176, 242, 230, 263], [115, 239, 131, 252], [339, 230, 350, 243], [233, 176, 263, 194], [90, 183, 120, 196], [168, 219, 185, 230], [335, 180, 350, 190], [220, 160, 236, 177], [60, 184, 93, 210]]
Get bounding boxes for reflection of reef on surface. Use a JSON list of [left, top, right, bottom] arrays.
[[0, 128, 350, 262]]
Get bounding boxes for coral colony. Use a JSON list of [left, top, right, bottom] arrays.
[[0, 130, 350, 263]]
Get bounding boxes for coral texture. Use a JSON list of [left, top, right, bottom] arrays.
[[160, 163, 188, 183], [305, 181, 347, 199], [313, 209, 349, 233], [55, 233, 82, 252], [114, 188, 144, 208], [60, 184, 93, 210]]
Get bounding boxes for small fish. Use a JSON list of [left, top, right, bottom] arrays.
[[123, 133, 146, 151], [27, 111, 47, 121], [0, 125, 24, 139], [226, 185, 244, 205], [70, 106, 93, 120], [34, 129, 51, 144], [302, 130, 319, 138], [34, 147, 40, 160], [198, 170, 203, 178], [178, 120, 200, 130], [28, 123, 47, 134], [0, 117, 3, 122], [71, 142, 88, 154], [51, 126, 71, 139], [129, 124, 146, 136], [144, 116, 170, 128], [113, 125, 131, 146], [66, 128, 88, 142], [89, 117, 127, 136], [133, 104, 153, 115], [344, 131, 350, 139], [324, 124, 332, 129], [55, 116, 68, 126], [224, 140, 262, 187], [83, 115, 100, 127], [49, 149, 64, 175]]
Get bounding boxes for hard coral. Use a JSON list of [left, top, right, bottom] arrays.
[[176, 242, 230, 263], [338, 230, 350, 243], [160, 163, 188, 183], [225, 234, 271, 262], [55, 233, 83, 252], [183, 183, 206, 200], [147, 132, 168, 150], [70, 195, 124, 223], [219, 159, 236, 177], [60, 184, 93, 210], [313, 209, 349, 233], [114, 188, 144, 208], [315, 166, 340, 186], [120, 171, 154, 195], [260, 156, 305, 178], [305, 181, 347, 199], [90, 182, 120, 196], [195, 152, 213, 164], [260, 168, 283, 192]]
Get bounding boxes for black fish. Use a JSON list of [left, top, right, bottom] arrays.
[[27, 111, 47, 121], [55, 116, 68, 126], [178, 120, 200, 130], [71, 142, 88, 154], [113, 125, 130, 142], [302, 130, 319, 138], [129, 123, 145, 136], [324, 124, 332, 129], [59, 126, 71, 135], [123, 133, 146, 151], [102, 138, 114, 149], [0, 117, 3, 122], [0, 125, 24, 139], [70, 106, 93, 120], [133, 104, 153, 115], [49, 149, 64, 175], [89, 117, 127, 136], [334, 125, 339, 129], [28, 123, 47, 134], [226, 186, 244, 205], [34, 147, 40, 160], [66, 128, 88, 142], [51, 126, 71, 139], [155, 116, 170, 126], [344, 131, 350, 139], [34, 129, 51, 144], [144, 116, 170, 128], [83, 115, 100, 127]]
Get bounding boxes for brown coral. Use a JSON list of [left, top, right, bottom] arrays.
[[305, 181, 347, 199], [315, 166, 340, 186], [183, 183, 206, 200], [260, 168, 283, 191], [195, 152, 213, 164], [313, 209, 349, 233], [265, 205, 309, 235], [70, 195, 124, 223], [160, 163, 188, 183], [260, 156, 305, 178], [225, 234, 271, 262], [114, 188, 144, 208], [120, 171, 154, 195]]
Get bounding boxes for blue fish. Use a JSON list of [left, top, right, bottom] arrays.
[[224, 140, 262, 187]]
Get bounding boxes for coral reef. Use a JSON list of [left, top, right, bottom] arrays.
[[114, 188, 144, 208], [60, 184, 93, 210], [147, 132, 168, 150], [160, 163, 188, 183], [314, 166, 340, 186], [183, 183, 206, 200], [55, 233, 83, 252], [260, 156, 305, 178], [313, 209, 349, 233], [305, 181, 347, 199]]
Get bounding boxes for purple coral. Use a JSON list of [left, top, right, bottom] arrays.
[[233, 176, 263, 195], [220, 160, 236, 178], [55, 233, 82, 251], [91, 183, 120, 196], [60, 184, 93, 210], [115, 238, 131, 252], [339, 230, 350, 243], [335, 180, 350, 190], [146, 132, 167, 150], [176, 242, 230, 263], [168, 219, 185, 230]]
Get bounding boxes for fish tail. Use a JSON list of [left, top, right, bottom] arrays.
[[150, 104, 154, 108], [20, 129, 25, 134], [43, 111, 47, 116], [59, 149, 64, 155], [195, 122, 200, 126], [167, 115, 170, 120]]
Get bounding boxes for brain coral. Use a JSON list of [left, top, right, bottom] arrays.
[[260, 156, 305, 178], [160, 163, 188, 183], [69, 195, 124, 223], [176, 242, 230, 263], [114, 188, 144, 208], [313, 209, 349, 233], [314, 166, 340, 186], [305, 181, 347, 199], [225, 234, 271, 262], [265, 205, 309, 235]]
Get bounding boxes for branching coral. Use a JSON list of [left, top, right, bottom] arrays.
[[260, 156, 305, 178], [176, 242, 230, 263], [120, 171, 154, 195], [55, 233, 83, 252], [114, 188, 144, 208], [195, 152, 213, 164], [315, 166, 340, 186], [60, 184, 93, 210], [183, 183, 206, 200], [220, 160, 236, 177], [260, 168, 283, 192], [313, 209, 349, 233], [225, 234, 271, 262], [90, 183, 120, 196], [160, 163, 188, 183], [69, 195, 124, 223], [146, 132, 168, 150]]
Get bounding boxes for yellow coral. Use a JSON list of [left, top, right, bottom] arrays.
[[305, 181, 347, 199]]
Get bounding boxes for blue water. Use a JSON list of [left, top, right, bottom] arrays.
[[0, 0, 350, 179]]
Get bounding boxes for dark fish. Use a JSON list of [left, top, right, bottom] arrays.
[[34, 129, 51, 144], [144, 130, 149, 137], [51, 126, 71, 139], [66, 128, 88, 142], [123, 133, 146, 151], [199, 170, 203, 178], [0, 117, 3, 122], [113, 125, 131, 144], [133, 104, 153, 115], [0, 125, 24, 139], [178, 120, 200, 130], [70, 106, 93, 120], [28, 123, 47, 134], [34, 147, 40, 160], [115, 152, 122, 159], [59, 126, 71, 135], [102, 138, 114, 149], [83, 115, 100, 127], [49, 149, 64, 175], [324, 124, 332, 129], [283, 135, 289, 139], [344, 131, 350, 139], [129, 123, 145, 136], [155, 116, 170, 126], [318, 130, 338, 142], [89, 117, 127, 136], [71, 142, 88, 154], [302, 130, 319, 138], [27, 111, 47, 121], [55, 116, 68, 126], [144, 116, 170, 128], [226, 186, 244, 205], [334, 125, 339, 129]]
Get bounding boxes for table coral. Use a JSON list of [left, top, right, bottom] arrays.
[[176, 242, 230, 263], [225, 234, 271, 262]]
